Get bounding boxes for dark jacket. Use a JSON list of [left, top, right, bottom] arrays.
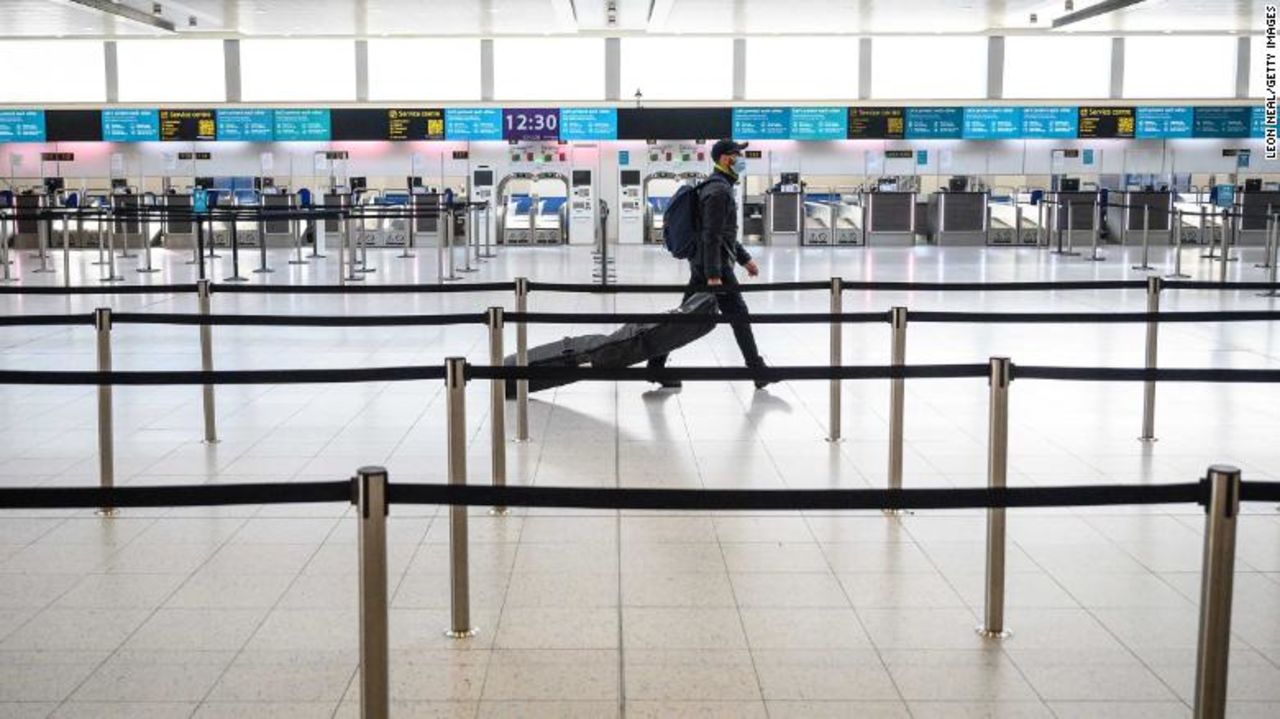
[[693, 169, 752, 280]]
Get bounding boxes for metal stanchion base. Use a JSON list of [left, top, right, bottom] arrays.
[[94, 507, 117, 517], [356, 267, 377, 274], [119, 252, 138, 259], [344, 274, 366, 282], [100, 275, 125, 283], [511, 437, 531, 444], [396, 251, 416, 259], [444, 627, 479, 639], [881, 508, 913, 517], [223, 275, 250, 283], [443, 274, 461, 281], [458, 267, 479, 274], [1138, 436, 1158, 443], [0, 279, 17, 284], [975, 626, 1012, 640], [136, 268, 161, 274], [824, 437, 843, 444], [1255, 262, 1272, 269], [308, 252, 327, 259], [489, 507, 510, 517], [202, 438, 221, 445], [1131, 264, 1156, 271], [479, 252, 497, 259], [252, 268, 274, 274], [1084, 254, 1106, 262], [92, 260, 109, 266], [1050, 250, 1080, 257], [288, 260, 308, 265], [31, 268, 56, 273]]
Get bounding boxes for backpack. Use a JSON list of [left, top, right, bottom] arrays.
[[662, 180, 709, 259]]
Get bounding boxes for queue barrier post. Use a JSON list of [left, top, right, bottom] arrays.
[[1085, 198, 1105, 262], [480, 204, 495, 259], [92, 211, 108, 267], [1263, 213, 1280, 297], [354, 465, 390, 719], [225, 213, 248, 282], [1167, 209, 1190, 279], [356, 210, 374, 275], [33, 215, 53, 273], [197, 279, 219, 444], [1140, 276, 1161, 442], [1254, 204, 1274, 269], [487, 307, 509, 515], [254, 215, 273, 275], [1200, 206, 1214, 259], [397, 199, 416, 259], [95, 307, 115, 516], [1218, 211, 1232, 284], [514, 277, 530, 443], [344, 212, 363, 283], [0, 212, 13, 283], [99, 216, 123, 283], [61, 214, 71, 287], [1133, 204, 1155, 271], [827, 277, 843, 443], [444, 357, 478, 638], [289, 203, 308, 266], [458, 206, 477, 274], [138, 211, 160, 275], [887, 306, 908, 501], [436, 198, 446, 285], [1193, 464, 1241, 719], [444, 204, 460, 282], [977, 356, 1012, 639]]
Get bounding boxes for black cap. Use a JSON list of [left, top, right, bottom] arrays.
[[710, 139, 748, 162]]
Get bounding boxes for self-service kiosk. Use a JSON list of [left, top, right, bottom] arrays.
[[569, 169, 595, 245], [618, 169, 644, 245]]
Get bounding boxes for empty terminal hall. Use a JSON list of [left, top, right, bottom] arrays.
[[2, 0, 1280, 717]]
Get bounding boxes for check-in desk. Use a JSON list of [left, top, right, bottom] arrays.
[[865, 191, 917, 247], [928, 191, 988, 246], [1048, 191, 1101, 247], [1116, 191, 1174, 246], [1236, 191, 1280, 245]]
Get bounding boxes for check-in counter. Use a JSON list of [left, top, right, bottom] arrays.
[[1117, 191, 1174, 246], [1236, 191, 1280, 245], [1047, 191, 1101, 247], [865, 191, 916, 247], [765, 190, 802, 246], [928, 191, 988, 246]]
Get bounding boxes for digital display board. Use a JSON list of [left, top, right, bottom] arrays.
[[616, 108, 732, 140], [731, 107, 791, 139], [905, 107, 963, 139], [560, 108, 618, 140], [216, 109, 274, 142], [1193, 106, 1251, 138], [962, 107, 1022, 140], [848, 107, 905, 139], [1135, 107, 1193, 138], [159, 109, 216, 141], [445, 108, 503, 140], [102, 109, 160, 142], [45, 110, 102, 142], [789, 107, 846, 140], [1253, 105, 1266, 138], [387, 108, 444, 140], [1077, 106, 1135, 138], [1021, 107, 1078, 138], [502, 108, 560, 141], [0, 110, 46, 143], [274, 109, 331, 141]]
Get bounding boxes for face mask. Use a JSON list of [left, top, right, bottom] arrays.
[[731, 157, 747, 175]]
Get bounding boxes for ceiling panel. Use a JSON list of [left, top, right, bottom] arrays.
[[0, 0, 1260, 38]]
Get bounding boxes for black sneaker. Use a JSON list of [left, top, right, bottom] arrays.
[[750, 359, 773, 390]]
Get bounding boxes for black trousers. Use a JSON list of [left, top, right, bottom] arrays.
[[648, 267, 762, 368]]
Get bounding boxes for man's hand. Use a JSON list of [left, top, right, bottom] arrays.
[[744, 260, 760, 278], [706, 277, 724, 286]]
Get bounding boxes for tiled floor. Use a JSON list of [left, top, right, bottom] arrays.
[[1, 241, 1279, 718]]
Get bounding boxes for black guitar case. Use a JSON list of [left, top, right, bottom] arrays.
[[503, 334, 610, 398]]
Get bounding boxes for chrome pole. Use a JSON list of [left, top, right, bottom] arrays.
[[93, 210, 108, 267], [514, 277, 530, 442], [344, 212, 363, 283], [253, 214, 272, 275], [888, 306, 908, 496], [487, 307, 509, 515], [827, 277, 843, 442], [1200, 206, 1213, 258], [354, 465, 390, 719], [444, 205, 460, 281], [397, 198, 416, 259], [1256, 204, 1275, 269], [1167, 209, 1190, 279], [1085, 198, 1104, 261], [977, 356, 1012, 639], [1140, 276, 1161, 442], [197, 279, 218, 444], [1193, 464, 1241, 719], [33, 213, 53, 273], [0, 213, 12, 283], [1132, 204, 1154, 271], [1264, 213, 1280, 297], [459, 206, 476, 273], [95, 307, 115, 517], [444, 357, 477, 638], [1219, 211, 1231, 283], [481, 204, 495, 259], [61, 214, 71, 287], [436, 197, 446, 284], [137, 212, 159, 275], [289, 200, 307, 266]]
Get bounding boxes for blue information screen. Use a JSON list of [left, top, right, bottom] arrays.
[[789, 107, 847, 140], [0, 110, 46, 143], [1193, 107, 1251, 138], [502, 108, 559, 141], [445, 108, 503, 141], [216, 109, 274, 141], [559, 108, 617, 140], [102, 109, 159, 142], [905, 107, 963, 139], [732, 107, 791, 139], [1254, 106, 1267, 138], [961, 107, 1022, 140], [1022, 107, 1078, 138], [274, 109, 331, 141], [1135, 107, 1193, 138]]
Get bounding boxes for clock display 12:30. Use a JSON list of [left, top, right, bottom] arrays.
[[502, 108, 560, 141]]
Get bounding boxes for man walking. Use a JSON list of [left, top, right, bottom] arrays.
[[650, 139, 770, 390]]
